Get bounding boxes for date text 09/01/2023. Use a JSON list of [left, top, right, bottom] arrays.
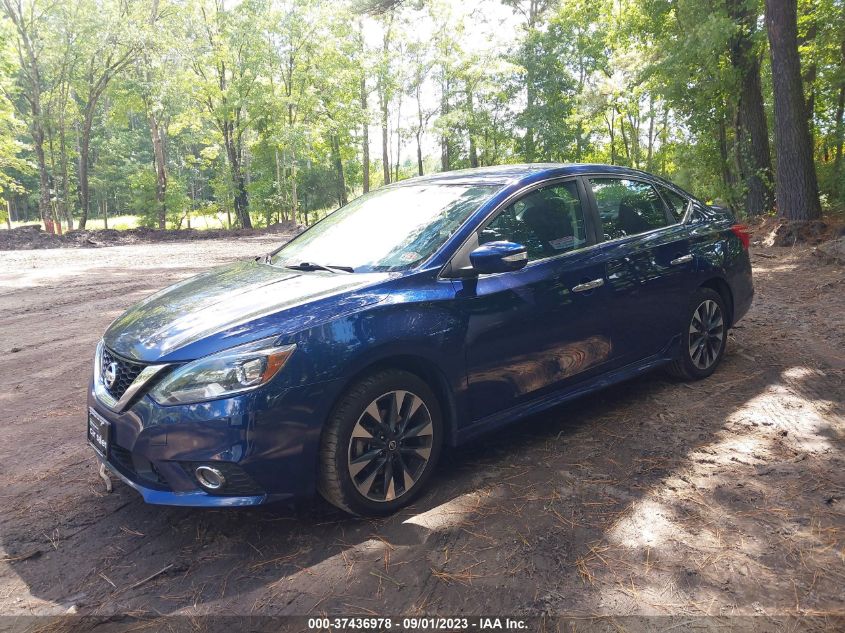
[[306, 617, 528, 630]]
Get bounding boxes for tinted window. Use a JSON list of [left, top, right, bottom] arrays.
[[480, 181, 587, 262], [589, 178, 670, 240], [656, 185, 689, 222]]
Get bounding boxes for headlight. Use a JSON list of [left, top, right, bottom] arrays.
[[149, 337, 296, 406]]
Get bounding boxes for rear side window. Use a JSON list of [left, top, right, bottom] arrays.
[[656, 185, 689, 222], [480, 181, 588, 262], [589, 178, 670, 240]]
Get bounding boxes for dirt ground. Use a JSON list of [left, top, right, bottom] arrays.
[[0, 222, 300, 251], [0, 232, 843, 627]]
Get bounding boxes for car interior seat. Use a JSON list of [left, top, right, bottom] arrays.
[[617, 195, 652, 236], [521, 197, 575, 256]]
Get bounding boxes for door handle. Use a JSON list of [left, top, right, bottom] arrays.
[[670, 254, 693, 266], [572, 278, 604, 293]]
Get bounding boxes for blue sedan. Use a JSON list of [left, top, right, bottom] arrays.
[[87, 164, 753, 515]]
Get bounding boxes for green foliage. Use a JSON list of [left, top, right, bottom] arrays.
[[0, 0, 842, 226], [129, 170, 191, 228], [0, 18, 29, 198]]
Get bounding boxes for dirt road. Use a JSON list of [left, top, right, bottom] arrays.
[[0, 236, 843, 623]]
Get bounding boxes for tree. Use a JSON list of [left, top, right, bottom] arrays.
[[358, 20, 371, 192], [727, 0, 774, 216], [503, 0, 551, 162], [134, 0, 174, 229], [765, 0, 822, 220], [1, 0, 53, 230], [71, 0, 143, 228], [188, 0, 266, 228], [0, 20, 29, 205], [376, 11, 394, 184]]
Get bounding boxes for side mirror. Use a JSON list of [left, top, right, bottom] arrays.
[[469, 241, 528, 274]]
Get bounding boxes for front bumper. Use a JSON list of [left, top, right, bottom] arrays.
[[87, 377, 344, 507], [96, 455, 268, 506]]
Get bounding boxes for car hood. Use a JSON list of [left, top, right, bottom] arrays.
[[104, 260, 390, 362]]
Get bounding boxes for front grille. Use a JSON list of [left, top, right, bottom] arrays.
[[101, 346, 147, 400]]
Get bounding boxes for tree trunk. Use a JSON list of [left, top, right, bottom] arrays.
[[833, 33, 845, 197], [440, 73, 450, 171], [736, 57, 775, 216], [291, 146, 298, 223], [524, 78, 535, 162], [381, 90, 390, 185], [467, 88, 479, 168], [223, 123, 252, 228], [718, 114, 740, 212], [59, 125, 72, 231], [764, 0, 822, 221], [359, 20, 370, 194], [646, 95, 655, 171], [274, 148, 282, 221], [659, 106, 669, 175], [379, 19, 391, 186], [618, 108, 630, 164], [605, 110, 616, 165], [394, 88, 402, 182], [330, 134, 347, 207], [361, 75, 370, 193], [78, 114, 93, 229], [416, 131, 424, 176], [149, 112, 168, 229], [799, 21, 817, 135], [33, 129, 52, 232], [833, 83, 845, 194], [727, 0, 775, 216]]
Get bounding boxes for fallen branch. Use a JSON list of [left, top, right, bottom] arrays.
[[128, 564, 174, 590]]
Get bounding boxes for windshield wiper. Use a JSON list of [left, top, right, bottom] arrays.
[[285, 261, 354, 274]]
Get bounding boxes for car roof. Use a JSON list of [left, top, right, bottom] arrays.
[[391, 163, 672, 187]]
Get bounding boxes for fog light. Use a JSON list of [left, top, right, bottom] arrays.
[[195, 465, 226, 490]]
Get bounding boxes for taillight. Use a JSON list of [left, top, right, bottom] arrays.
[[731, 224, 751, 249]]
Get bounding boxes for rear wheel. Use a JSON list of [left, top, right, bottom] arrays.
[[667, 287, 727, 381], [317, 369, 443, 516]]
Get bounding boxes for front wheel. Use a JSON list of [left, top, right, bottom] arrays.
[[666, 287, 728, 381], [317, 369, 443, 516]]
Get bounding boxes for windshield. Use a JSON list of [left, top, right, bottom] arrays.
[[269, 184, 498, 273]]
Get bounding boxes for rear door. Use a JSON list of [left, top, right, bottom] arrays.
[[584, 176, 693, 364]]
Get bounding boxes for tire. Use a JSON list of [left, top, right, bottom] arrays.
[[666, 287, 728, 381], [317, 369, 443, 516]]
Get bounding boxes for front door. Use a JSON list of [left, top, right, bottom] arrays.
[[453, 179, 618, 421]]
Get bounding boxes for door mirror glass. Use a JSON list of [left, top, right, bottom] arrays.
[[469, 241, 528, 274]]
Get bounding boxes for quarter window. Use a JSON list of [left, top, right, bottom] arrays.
[[480, 181, 588, 262], [589, 178, 670, 240], [656, 185, 689, 222]]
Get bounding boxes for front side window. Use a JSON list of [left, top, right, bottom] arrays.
[[479, 181, 588, 262], [270, 184, 497, 273], [589, 178, 670, 240], [656, 185, 689, 222]]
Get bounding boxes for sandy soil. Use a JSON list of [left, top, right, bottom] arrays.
[[0, 235, 843, 625]]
